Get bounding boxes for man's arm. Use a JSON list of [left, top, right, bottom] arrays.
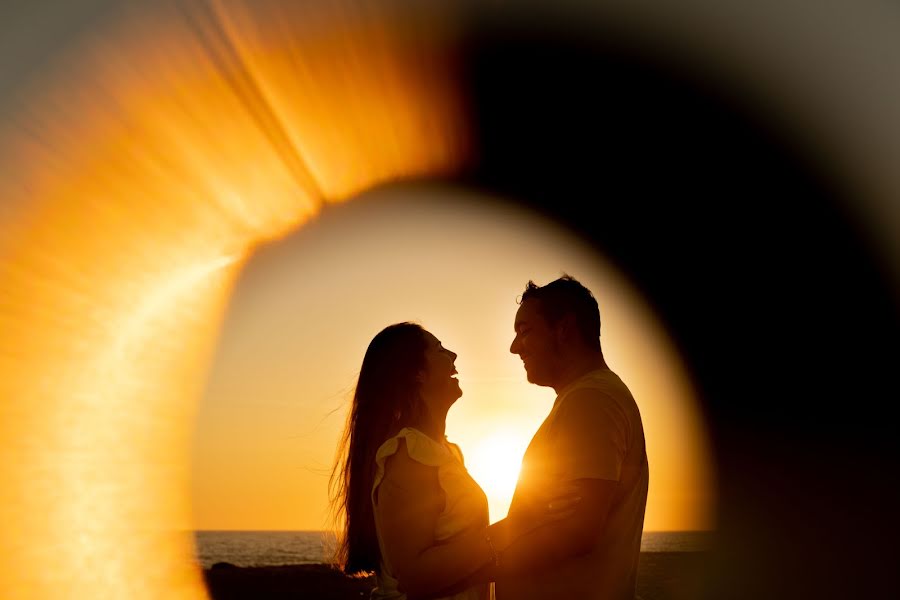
[[499, 381, 630, 573], [497, 477, 617, 574]]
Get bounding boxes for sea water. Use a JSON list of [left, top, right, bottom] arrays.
[[193, 530, 713, 568]]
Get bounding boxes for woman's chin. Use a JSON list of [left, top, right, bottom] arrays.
[[449, 387, 463, 403]]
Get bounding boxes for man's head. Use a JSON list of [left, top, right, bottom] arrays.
[[509, 275, 602, 389]]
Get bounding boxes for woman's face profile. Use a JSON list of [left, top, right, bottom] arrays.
[[417, 331, 462, 411]]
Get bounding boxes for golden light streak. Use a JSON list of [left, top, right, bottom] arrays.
[[0, 1, 466, 597], [204, 0, 466, 200], [463, 430, 526, 522]]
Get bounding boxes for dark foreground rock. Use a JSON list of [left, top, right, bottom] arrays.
[[203, 552, 709, 600]]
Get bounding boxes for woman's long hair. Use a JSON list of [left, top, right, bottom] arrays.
[[329, 322, 428, 575]]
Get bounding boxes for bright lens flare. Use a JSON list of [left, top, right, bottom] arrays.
[[0, 1, 466, 598], [465, 432, 527, 522]]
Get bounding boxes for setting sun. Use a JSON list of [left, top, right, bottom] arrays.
[[462, 431, 528, 522]]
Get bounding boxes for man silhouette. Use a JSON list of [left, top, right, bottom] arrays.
[[495, 275, 649, 600]]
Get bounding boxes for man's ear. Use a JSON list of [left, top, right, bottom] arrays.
[[556, 313, 578, 345], [415, 370, 426, 383]]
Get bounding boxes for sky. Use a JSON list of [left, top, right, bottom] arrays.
[[190, 180, 716, 532]]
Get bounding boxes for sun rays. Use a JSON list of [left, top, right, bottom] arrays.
[[0, 1, 466, 597]]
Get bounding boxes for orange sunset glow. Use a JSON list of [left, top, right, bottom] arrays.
[[191, 183, 716, 533]]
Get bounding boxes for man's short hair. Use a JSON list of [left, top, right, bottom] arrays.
[[519, 274, 601, 351]]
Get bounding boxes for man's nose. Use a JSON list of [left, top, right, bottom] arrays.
[[509, 336, 519, 355]]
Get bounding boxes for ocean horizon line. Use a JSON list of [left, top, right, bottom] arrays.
[[193, 530, 712, 567], [191, 528, 714, 533]]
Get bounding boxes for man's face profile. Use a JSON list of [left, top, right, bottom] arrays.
[[510, 298, 559, 388]]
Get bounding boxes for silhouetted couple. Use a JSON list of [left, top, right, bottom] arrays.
[[331, 275, 649, 600]]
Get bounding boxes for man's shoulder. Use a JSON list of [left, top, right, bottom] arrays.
[[560, 370, 633, 404], [555, 371, 638, 426], [555, 387, 628, 424]]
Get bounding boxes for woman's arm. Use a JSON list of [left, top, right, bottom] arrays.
[[422, 487, 583, 596], [375, 439, 511, 599]]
